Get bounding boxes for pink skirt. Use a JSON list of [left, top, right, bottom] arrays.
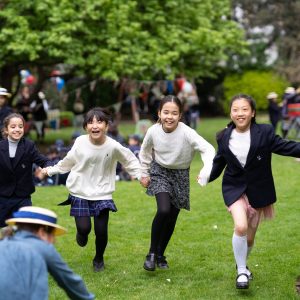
[[228, 194, 274, 228]]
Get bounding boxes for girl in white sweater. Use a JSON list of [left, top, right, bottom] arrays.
[[139, 95, 215, 271], [44, 108, 141, 272]]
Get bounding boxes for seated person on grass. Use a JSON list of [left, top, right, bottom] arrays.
[[0, 206, 95, 300]]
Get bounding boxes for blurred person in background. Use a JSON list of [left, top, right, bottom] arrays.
[[30, 91, 49, 143], [0, 87, 13, 140], [267, 92, 281, 132]]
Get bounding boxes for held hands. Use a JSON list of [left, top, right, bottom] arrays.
[[140, 176, 150, 188], [41, 167, 50, 176], [197, 166, 212, 187], [197, 174, 210, 187]]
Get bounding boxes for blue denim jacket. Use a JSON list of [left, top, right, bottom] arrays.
[[0, 230, 95, 300]]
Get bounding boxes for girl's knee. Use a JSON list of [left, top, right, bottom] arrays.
[[156, 209, 171, 219], [77, 225, 92, 235], [234, 224, 248, 236]]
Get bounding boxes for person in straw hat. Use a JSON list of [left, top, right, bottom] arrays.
[[0, 206, 95, 300], [0, 87, 13, 139], [266, 92, 281, 132], [281, 87, 296, 138]]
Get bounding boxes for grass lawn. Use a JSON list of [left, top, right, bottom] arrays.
[[31, 116, 300, 299]]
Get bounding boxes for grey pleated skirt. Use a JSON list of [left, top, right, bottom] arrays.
[[146, 161, 190, 210]]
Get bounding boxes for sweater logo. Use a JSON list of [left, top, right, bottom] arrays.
[[257, 155, 261, 160]]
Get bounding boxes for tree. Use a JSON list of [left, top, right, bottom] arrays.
[[0, 0, 86, 101], [0, 0, 247, 104], [73, 0, 248, 80], [223, 70, 289, 112], [232, 0, 300, 84]]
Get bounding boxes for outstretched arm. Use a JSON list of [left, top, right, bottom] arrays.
[[45, 245, 95, 300], [188, 130, 215, 186], [208, 149, 227, 182], [269, 129, 300, 157], [115, 145, 141, 180], [46, 148, 76, 176]]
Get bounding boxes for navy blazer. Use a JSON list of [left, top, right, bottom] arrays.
[[209, 123, 300, 208], [0, 138, 51, 198]]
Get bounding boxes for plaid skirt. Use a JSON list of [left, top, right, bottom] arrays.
[[67, 194, 117, 217], [146, 161, 190, 210]]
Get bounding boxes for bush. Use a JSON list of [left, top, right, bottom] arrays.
[[59, 111, 74, 127], [223, 70, 289, 113]]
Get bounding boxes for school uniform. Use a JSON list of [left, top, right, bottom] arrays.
[[47, 134, 141, 216], [209, 123, 300, 208], [140, 122, 215, 210], [0, 138, 51, 226]]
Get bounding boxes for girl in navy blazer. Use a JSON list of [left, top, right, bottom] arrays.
[[208, 94, 300, 289], [0, 113, 51, 227]]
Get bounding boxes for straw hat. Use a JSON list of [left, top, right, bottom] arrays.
[[285, 87, 295, 94], [6, 206, 67, 236], [0, 87, 11, 97], [267, 92, 278, 99]]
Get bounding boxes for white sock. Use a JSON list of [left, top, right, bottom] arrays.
[[232, 233, 247, 275]]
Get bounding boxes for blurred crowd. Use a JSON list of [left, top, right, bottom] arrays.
[[118, 76, 200, 129], [4, 82, 300, 188], [0, 86, 49, 143], [32, 131, 81, 187], [267, 86, 300, 138]]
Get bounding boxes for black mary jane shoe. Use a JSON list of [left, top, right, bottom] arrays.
[[157, 255, 169, 269], [143, 253, 156, 271], [236, 273, 249, 289], [93, 260, 105, 272], [246, 266, 253, 280]]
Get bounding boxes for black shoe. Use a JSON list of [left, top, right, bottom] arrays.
[[143, 253, 156, 271], [157, 255, 169, 269], [93, 260, 105, 272], [76, 233, 88, 247], [246, 266, 253, 280], [296, 276, 300, 294], [236, 273, 249, 289]]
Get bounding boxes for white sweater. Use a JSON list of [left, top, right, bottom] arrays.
[[139, 122, 215, 185], [47, 135, 141, 200]]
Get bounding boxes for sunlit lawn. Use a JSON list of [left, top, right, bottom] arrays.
[[32, 116, 300, 299]]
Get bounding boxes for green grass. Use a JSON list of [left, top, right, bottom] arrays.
[[31, 116, 300, 299]]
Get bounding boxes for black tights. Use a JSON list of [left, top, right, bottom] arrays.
[[149, 192, 180, 256], [75, 209, 109, 263]]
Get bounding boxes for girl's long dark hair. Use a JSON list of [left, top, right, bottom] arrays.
[[216, 94, 256, 141]]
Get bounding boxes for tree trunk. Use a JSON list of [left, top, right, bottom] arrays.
[[0, 64, 17, 106]]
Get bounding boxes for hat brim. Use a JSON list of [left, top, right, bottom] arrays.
[[0, 92, 11, 97], [5, 218, 67, 236]]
